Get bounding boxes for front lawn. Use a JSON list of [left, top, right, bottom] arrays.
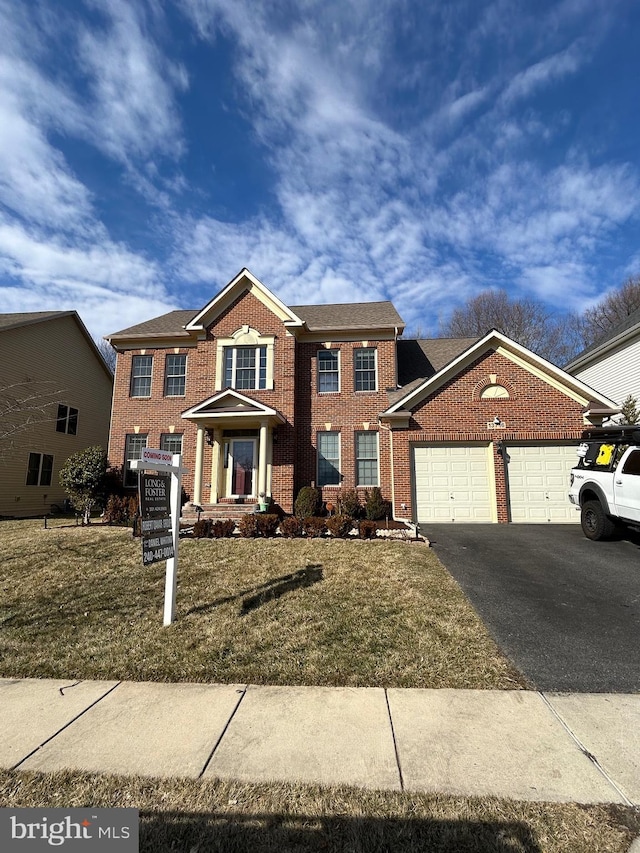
[[2, 770, 638, 853], [0, 519, 525, 688]]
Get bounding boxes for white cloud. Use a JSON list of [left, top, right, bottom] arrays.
[[500, 43, 587, 106], [78, 0, 188, 164], [0, 216, 175, 338]]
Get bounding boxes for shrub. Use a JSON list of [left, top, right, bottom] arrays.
[[279, 516, 302, 538], [238, 514, 259, 538], [59, 445, 108, 524], [103, 495, 128, 524], [104, 494, 138, 525], [303, 516, 326, 538], [294, 486, 322, 519], [193, 519, 212, 538], [256, 513, 280, 537], [325, 514, 354, 538], [364, 487, 392, 521], [335, 488, 361, 519], [127, 495, 139, 520], [211, 519, 236, 538], [358, 520, 377, 539]]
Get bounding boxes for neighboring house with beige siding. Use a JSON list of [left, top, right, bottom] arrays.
[[0, 312, 113, 518], [565, 306, 640, 418]]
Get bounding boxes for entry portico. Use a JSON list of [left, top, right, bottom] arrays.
[[182, 389, 285, 505]]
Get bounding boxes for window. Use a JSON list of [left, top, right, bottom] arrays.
[[130, 355, 153, 397], [354, 348, 377, 391], [480, 384, 509, 399], [160, 433, 183, 456], [164, 355, 186, 396], [622, 449, 640, 476], [56, 404, 78, 434], [355, 432, 379, 486], [318, 350, 339, 393], [26, 452, 53, 486], [224, 346, 267, 390], [124, 433, 148, 488], [317, 431, 341, 486]]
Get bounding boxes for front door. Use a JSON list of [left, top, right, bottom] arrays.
[[227, 439, 257, 497]]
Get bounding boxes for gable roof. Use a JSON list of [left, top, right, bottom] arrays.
[[0, 310, 113, 379], [565, 304, 640, 372], [186, 268, 305, 331], [106, 270, 406, 342], [384, 329, 618, 415], [181, 389, 285, 422]]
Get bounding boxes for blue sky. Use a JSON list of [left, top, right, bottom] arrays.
[[1, 0, 640, 342]]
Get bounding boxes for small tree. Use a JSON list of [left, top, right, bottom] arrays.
[[59, 446, 108, 524], [294, 486, 322, 518], [619, 395, 640, 425]]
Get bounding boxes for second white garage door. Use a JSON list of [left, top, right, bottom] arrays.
[[507, 444, 579, 523], [413, 444, 494, 524]]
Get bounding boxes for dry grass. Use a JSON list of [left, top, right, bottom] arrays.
[[1, 770, 638, 853], [0, 519, 525, 688]]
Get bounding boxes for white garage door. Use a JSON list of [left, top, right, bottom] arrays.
[[507, 444, 579, 523], [413, 444, 494, 523]]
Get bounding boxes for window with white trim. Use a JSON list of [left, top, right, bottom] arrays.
[[354, 348, 377, 391], [160, 433, 183, 456], [130, 355, 153, 397], [224, 346, 267, 390], [124, 433, 148, 488], [318, 350, 339, 393], [56, 404, 78, 434], [26, 452, 53, 486], [355, 431, 379, 486], [317, 431, 341, 486], [164, 355, 186, 396]]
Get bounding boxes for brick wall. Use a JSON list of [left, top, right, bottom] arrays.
[[108, 289, 398, 515], [294, 339, 396, 508], [390, 350, 587, 522]]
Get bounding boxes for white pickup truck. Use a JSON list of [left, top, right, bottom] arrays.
[[568, 425, 640, 540]]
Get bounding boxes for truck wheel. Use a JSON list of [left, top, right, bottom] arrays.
[[581, 500, 616, 541]]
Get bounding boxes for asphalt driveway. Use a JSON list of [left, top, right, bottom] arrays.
[[423, 524, 640, 693]]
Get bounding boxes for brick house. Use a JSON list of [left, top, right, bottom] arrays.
[[106, 269, 616, 524]]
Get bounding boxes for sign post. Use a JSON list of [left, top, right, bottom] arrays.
[[131, 449, 187, 626]]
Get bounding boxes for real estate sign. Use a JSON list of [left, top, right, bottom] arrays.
[[139, 472, 175, 565]]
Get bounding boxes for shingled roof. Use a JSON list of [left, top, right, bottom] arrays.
[[290, 301, 404, 331], [387, 337, 478, 407], [565, 304, 640, 370], [107, 302, 405, 340], [107, 310, 197, 341], [0, 311, 74, 332]]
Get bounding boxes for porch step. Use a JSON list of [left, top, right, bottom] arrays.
[[181, 502, 259, 522]]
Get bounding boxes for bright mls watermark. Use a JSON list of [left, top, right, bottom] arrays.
[[0, 809, 138, 850]]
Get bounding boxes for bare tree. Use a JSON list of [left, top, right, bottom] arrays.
[[0, 379, 67, 455], [579, 276, 640, 347], [96, 338, 116, 373], [439, 289, 580, 364]]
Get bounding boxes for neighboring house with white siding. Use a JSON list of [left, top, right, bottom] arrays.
[[565, 306, 640, 418], [0, 312, 113, 517]]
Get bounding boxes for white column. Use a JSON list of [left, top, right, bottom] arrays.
[[209, 429, 221, 503], [193, 425, 205, 504], [258, 421, 268, 498]]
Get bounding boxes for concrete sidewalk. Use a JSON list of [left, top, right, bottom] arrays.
[[0, 678, 638, 806]]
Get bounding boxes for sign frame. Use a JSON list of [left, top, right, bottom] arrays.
[[130, 451, 187, 626]]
